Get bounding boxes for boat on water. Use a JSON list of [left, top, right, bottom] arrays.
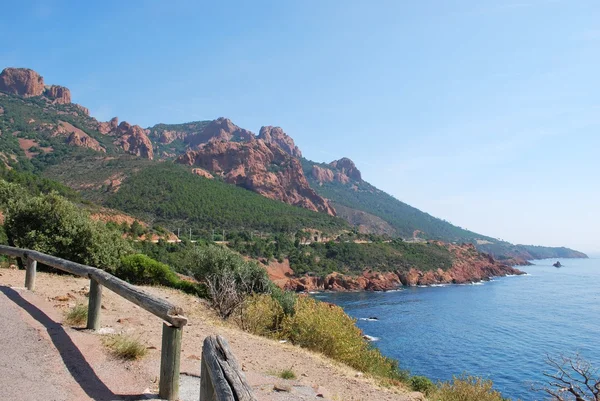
[[553, 261, 562, 268]]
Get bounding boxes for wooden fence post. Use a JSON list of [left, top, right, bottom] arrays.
[[159, 322, 182, 401], [24, 256, 37, 291], [200, 335, 257, 401], [87, 278, 102, 330]]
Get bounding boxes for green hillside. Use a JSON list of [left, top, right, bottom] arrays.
[[301, 159, 586, 260], [104, 162, 348, 237], [0, 92, 119, 172], [301, 158, 489, 242]]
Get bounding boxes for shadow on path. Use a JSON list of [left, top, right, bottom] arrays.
[[0, 286, 153, 401]]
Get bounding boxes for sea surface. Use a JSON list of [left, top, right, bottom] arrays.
[[315, 258, 600, 400]]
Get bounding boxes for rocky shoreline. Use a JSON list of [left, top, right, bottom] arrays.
[[279, 243, 526, 292]]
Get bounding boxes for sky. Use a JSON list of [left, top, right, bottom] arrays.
[[1, 0, 599, 252]]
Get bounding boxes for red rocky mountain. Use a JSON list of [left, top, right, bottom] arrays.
[[177, 138, 336, 215]]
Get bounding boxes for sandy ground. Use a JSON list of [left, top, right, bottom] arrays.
[[0, 268, 424, 401]]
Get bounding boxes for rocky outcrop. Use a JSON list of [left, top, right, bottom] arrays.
[[0, 68, 73, 105], [258, 126, 302, 157], [284, 271, 402, 292], [281, 243, 525, 292], [191, 168, 213, 179], [311, 159, 363, 185], [44, 85, 71, 104], [66, 131, 105, 152], [329, 157, 362, 182], [185, 117, 254, 147], [74, 104, 89, 116], [0, 68, 45, 97], [98, 117, 119, 134], [54, 120, 105, 152], [113, 122, 154, 160], [176, 138, 336, 215], [311, 165, 334, 183]]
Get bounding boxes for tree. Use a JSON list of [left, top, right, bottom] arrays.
[[538, 354, 600, 401], [5, 192, 133, 271]]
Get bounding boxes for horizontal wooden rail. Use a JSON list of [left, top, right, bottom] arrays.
[[0, 244, 187, 400]]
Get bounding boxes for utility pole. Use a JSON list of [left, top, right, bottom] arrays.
[[177, 228, 180, 238], [222, 229, 225, 242], [189, 228, 192, 241]]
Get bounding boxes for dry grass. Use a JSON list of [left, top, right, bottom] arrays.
[[102, 334, 147, 360], [64, 303, 88, 326]]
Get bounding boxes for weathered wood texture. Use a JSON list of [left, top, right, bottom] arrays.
[[200, 335, 257, 401], [25, 257, 37, 291], [0, 245, 187, 328], [87, 278, 102, 330], [159, 323, 182, 401]]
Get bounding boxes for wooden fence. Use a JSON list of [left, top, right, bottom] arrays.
[[200, 335, 257, 401], [0, 245, 187, 401]]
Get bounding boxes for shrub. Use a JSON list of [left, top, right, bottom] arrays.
[[240, 293, 285, 336], [65, 303, 88, 326], [5, 192, 132, 271], [184, 245, 272, 317], [410, 375, 435, 395], [117, 254, 178, 286], [270, 286, 297, 316], [433, 375, 509, 401], [277, 369, 296, 380], [102, 334, 147, 360], [116, 254, 205, 296], [279, 296, 407, 382]]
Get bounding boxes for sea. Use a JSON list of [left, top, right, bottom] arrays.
[[314, 258, 600, 401]]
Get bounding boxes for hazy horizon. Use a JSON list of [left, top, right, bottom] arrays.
[[2, 1, 598, 252]]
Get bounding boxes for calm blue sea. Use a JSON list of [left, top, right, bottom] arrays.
[[315, 258, 600, 401]]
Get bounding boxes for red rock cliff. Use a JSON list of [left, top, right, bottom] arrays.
[[281, 243, 524, 292], [329, 157, 362, 182], [113, 122, 154, 160], [185, 117, 254, 147], [44, 85, 71, 104], [176, 138, 336, 215], [257, 126, 302, 157], [0, 68, 45, 97]]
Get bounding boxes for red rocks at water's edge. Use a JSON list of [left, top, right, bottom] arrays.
[[281, 243, 525, 292]]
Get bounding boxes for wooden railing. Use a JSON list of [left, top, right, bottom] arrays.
[[0, 245, 187, 401], [200, 335, 257, 401]]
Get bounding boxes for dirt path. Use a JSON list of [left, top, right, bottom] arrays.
[[0, 269, 424, 401]]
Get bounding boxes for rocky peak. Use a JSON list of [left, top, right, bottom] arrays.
[[0, 67, 75, 106], [66, 131, 104, 153], [0, 68, 45, 97], [98, 117, 119, 134], [113, 121, 154, 160], [311, 165, 334, 184], [186, 117, 254, 147], [176, 139, 335, 215], [329, 157, 362, 182], [44, 85, 71, 104], [257, 126, 302, 158]]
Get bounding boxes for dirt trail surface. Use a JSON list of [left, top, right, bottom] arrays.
[[0, 268, 424, 401]]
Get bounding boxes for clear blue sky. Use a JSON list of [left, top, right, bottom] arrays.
[[2, 1, 599, 252]]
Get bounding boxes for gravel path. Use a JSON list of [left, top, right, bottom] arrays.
[[0, 286, 90, 401]]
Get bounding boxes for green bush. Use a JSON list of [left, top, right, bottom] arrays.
[[117, 254, 178, 286], [410, 375, 435, 395], [241, 295, 407, 383], [5, 192, 132, 271], [116, 254, 205, 296], [433, 375, 509, 401]]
